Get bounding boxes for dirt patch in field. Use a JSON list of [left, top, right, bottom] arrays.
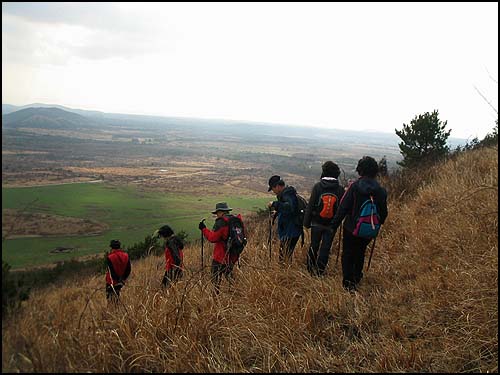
[[2, 150, 50, 155], [2, 209, 109, 238]]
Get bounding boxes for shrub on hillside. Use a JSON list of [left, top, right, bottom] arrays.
[[2, 261, 30, 315], [396, 110, 451, 168], [454, 121, 498, 152], [125, 235, 161, 259]]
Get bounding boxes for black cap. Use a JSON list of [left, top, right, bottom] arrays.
[[158, 225, 174, 237], [211, 202, 233, 214], [268, 175, 282, 191], [110, 239, 121, 249]]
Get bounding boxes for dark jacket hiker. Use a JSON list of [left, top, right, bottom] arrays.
[[304, 161, 345, 276], [105, 239, 131, 301], [267, 175, 303, 262], [274, 185, 303, 239], [332, 177, 388, 235], [331, 156, 388, 291]]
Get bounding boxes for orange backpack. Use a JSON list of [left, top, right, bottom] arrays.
[[318, 193, 338, 220]]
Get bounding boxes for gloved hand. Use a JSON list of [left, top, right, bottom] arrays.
[[198, 220, 206, 230]]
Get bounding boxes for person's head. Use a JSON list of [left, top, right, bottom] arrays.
[[109, 239, 121, 249], [268, 175, 285, 195], [158, 224, 174, 238], [356, 156, 379, 178], [211, 202, 232, 218], [321, 161, 340, 178]]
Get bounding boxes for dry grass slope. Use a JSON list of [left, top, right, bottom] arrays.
[[2, 147, 498, 372]]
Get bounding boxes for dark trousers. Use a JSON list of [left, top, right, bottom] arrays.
[[279, 236, 300, 262], [106, 283, 123, 302], [162, 268, 183, 288], [341, 229, 372, 290], [211, 260, 235, 294], [307, 225, 336, 276]]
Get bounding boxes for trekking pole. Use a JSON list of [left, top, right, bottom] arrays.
[[107, 266, 115, 293], [335, 225, 342, 266], [366, 237, 377, 271], [107, 265, 120, 303], [268, 207, 272, 260], [200, 218, 206, 271]]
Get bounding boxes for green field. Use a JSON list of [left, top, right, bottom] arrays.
[[2, 183, 269, 269]]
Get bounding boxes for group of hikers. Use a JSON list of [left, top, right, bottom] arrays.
[[105, 155, 388, 302]]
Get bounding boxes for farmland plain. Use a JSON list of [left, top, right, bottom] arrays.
[[2, 104, 405, 269], [2, 182, 269, 269]]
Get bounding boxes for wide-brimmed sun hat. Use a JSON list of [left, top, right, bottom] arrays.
[[211, 202, 233, 214]]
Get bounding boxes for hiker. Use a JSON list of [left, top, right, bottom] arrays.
[[303, 161, 345, 276], [156, 224, 185, 288], [105, 239, 131, 302], [199, 202, 245, 295], [267, 175, 303, 262], [331, 156, 388, 292]]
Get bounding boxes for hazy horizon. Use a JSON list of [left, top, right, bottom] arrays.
[[2, 2, 498, 139], [2, 101, 402, 136]]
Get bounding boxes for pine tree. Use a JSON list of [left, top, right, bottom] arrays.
[[396, 110, 451, 168], [378, 155, 388, 177]]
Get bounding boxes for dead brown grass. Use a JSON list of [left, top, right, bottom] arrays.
[[2, 147, 497, 372], [2, 209, 109, 238]]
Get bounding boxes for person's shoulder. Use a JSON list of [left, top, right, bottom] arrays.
[[335, 184, 345, 194], [377, 183, 388, 197], [168, 235, 184, 248], [214, 217, 228, 230]]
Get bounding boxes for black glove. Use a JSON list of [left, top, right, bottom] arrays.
[[199, 221, 206, 230]]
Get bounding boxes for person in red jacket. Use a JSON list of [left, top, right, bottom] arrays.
[[157, 224, 185, 288], [105, 239, 131, 302], [199, 202, 243, 295]]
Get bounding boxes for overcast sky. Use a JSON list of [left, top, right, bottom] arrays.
[[2, 2, 498, 139]]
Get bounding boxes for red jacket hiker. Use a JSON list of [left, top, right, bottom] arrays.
[[157, 224, 185, 288], [199, 202, 245, 295], [105, 240, 131, 300], [201, 214, 242, 265], [105, 249, 131, 285], [164, 236, 184, 271]]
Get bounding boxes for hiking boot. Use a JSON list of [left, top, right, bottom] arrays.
[[343, 280, 357, 293]]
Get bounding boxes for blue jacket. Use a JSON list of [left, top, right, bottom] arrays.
[[271, 185, 303, 240]]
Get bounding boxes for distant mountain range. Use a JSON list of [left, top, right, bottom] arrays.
[[2, 103, 467, 147]]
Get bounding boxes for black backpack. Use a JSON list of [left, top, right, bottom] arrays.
[[295, 193, 308, 226], [226, 215, 247, 256], [295, 194, 308, 246]]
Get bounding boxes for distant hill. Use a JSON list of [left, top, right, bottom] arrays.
[[2, 107, 97, 130], [2, 103, 107, 118], [1, 102, 467, 147], [1, 104, 21, 115]]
